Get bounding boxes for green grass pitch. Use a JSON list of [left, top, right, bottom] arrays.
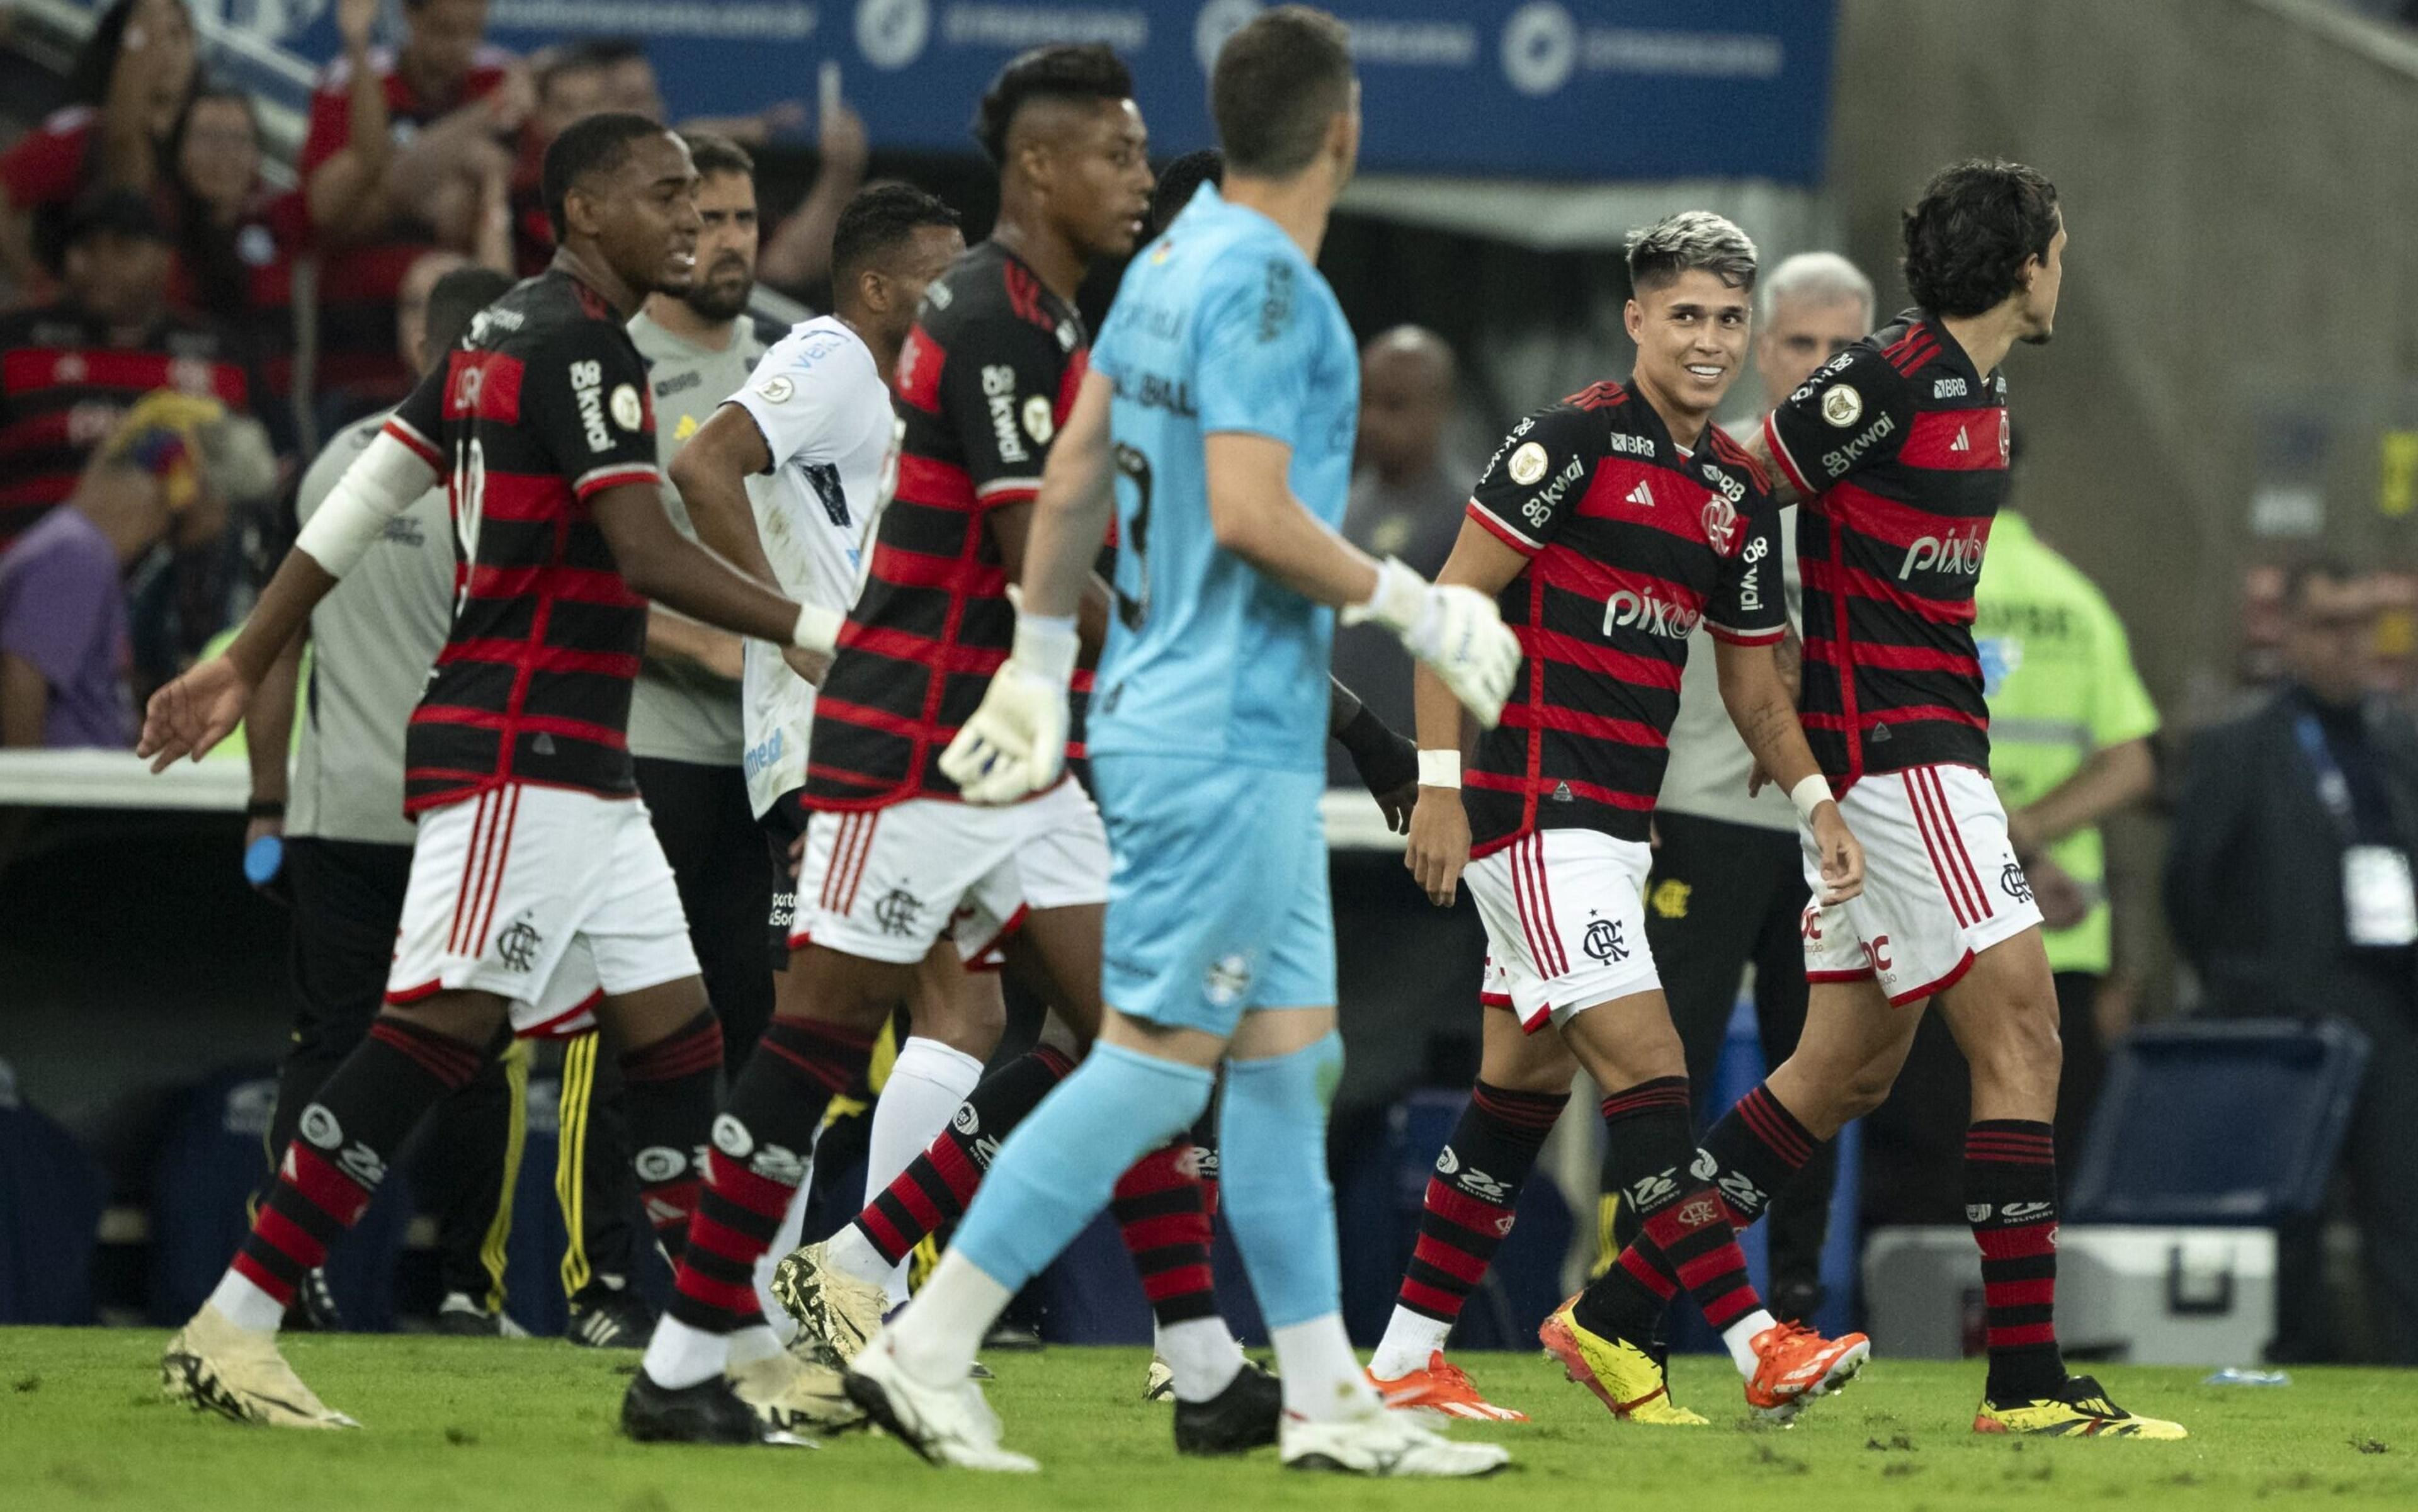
[[2, 1328, 2413, 1510]]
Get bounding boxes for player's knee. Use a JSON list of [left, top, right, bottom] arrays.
[[1220, 1032, 1344, 1193], [1832, 1064, 1898, 1124], [914, 975, 1006, 1057], [1965, 995, 2062, 1103], [376, 994, 505, 1049]]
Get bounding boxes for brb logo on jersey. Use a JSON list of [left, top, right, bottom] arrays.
[[1602, 586, 1701, 640], [1900, 526, 1985, 581]]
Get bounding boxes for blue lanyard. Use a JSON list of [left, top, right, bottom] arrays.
[[2293, 712, 2355, 833]]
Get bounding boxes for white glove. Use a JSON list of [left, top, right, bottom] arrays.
[[1344, 557, 1521, 727], [938, 613, 1081, 805]]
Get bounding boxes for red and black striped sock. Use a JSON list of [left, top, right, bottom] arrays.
[[1110, 1140, 1218, 1326], [234, 1017, 480, 1306], [618, 1009, 724, 1238], [1698, 1083, 1820, 1229], [1397, 1080, 1568, 1329], [1580, 1076, 1762, 1339], [666, 1015, 872, 1335], [851, 1045, 1076, 1266], [1967, 1119, 2067, 1402]]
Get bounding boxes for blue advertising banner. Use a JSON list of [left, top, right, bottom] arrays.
[[170, 1, 1834, 183]]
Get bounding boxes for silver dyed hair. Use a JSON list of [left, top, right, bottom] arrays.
[[1623, 210, 1758, 293], [1757, 250, 1875, 324]]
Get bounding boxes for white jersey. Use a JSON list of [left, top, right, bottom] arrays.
[[725, 316, 897, 817]]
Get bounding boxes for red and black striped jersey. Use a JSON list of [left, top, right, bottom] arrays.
[[804, 240, 1088, 809], [0, 303, 253, 547], [1464, 381, 1786, 853], [381, 268, 662, 815], [1762, 310, 2009, 787]]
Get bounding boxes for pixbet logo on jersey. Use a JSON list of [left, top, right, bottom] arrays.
[[1899, 526, 1986, 581], [1602, 586, 1701, 640]]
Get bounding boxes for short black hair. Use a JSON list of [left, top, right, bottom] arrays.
[[1211, 6, 1353, 178], [682, 131, 754, 183], [1149, 149, 1223, 237], [571, 36, 650, 67], [425, 266, 516, 359], [2284, 557, 2362, 611], [61, 186, 170, 250], [1901, 159, 2061, 319], [542, 111, 672, 239], [831, 183, 962, 295], [970, 44, 1134, 168]]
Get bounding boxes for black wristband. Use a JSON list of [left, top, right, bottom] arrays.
[[246, 799, 286, 819], [1336, 705, 1417, 797]]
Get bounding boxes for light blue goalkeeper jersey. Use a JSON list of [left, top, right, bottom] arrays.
[[1084, 185, 1359, 773]]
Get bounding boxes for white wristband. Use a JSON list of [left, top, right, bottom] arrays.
[[1788, 773, 1833, 824], [1418, 749, 1461, 789], [1011, 612, 1081, 687], [792, 601, 843, 655]]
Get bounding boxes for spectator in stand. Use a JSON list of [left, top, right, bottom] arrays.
[[1330, 326, 1465, 756], [587, 38, 810, 147], [0, 0, 199, 298], [0, 392, 262, 748], [0, 188, 254, 549], [504, 45, 617, 273], [298, 0, 520, 426], [502, 37, 866, 292], [163, 84, 308, 443], [2166, 560, 2418, 1365]]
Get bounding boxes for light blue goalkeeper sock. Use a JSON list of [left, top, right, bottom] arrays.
[[1220, 1031, 1346, 1329], [951, 1041, 1213, 1293]]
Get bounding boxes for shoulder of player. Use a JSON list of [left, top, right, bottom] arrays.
[[758, 317, 877, 387], [936, 242, 1081, 350], [297, 412, 394, 516], [1703, 424, 1773, 495]]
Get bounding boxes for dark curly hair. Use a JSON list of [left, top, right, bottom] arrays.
[[1900, 159, 2060, 319], [831, 182, 962, 292], [970, 44, 1134, 168]]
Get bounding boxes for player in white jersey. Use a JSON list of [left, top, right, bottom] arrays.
[[666, 183, 995, 1319]]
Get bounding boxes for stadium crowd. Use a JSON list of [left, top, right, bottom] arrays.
[[0, 0, 2410, 1428]]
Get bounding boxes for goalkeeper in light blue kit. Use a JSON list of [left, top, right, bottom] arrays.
[[843, 7, 1520, 1477]]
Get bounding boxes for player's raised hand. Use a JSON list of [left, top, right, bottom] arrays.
[[1808, 802, 1865, 906], [938, 614, 1079, 805], [138, 656, 253, 772], [1404, 786, 1473, 907], [1348, 559, 1521, 728]]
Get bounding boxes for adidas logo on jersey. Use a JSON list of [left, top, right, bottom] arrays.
[[1951, 426, 1971, 452], [1625, 479, 1656, 509]]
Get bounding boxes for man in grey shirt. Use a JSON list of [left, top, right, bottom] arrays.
[[1622, 252, 1873, 1321], [1331, 326, 1468, 779], [243, 261, 523, 1335]]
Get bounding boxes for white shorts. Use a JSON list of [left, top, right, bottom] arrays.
[[1800, 762, 2044, 1006], [387, 784, 700, 1038], [1465, 828, 1660, 1033], [792, 782, 1110, 966]]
